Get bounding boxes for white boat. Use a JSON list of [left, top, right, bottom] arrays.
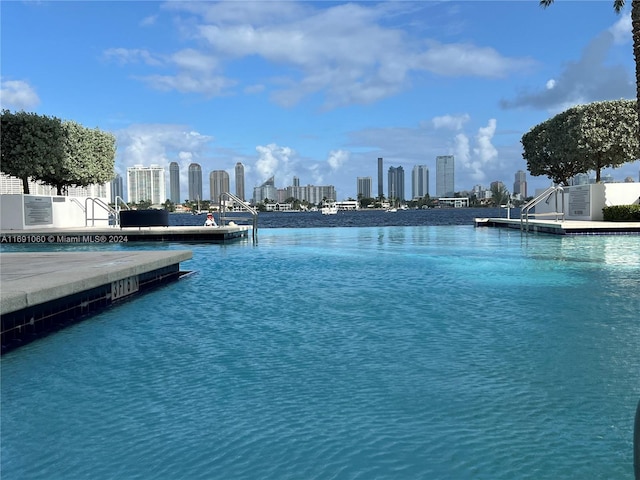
[[321, 202, 338, 215], [385, 207, 397, 213]]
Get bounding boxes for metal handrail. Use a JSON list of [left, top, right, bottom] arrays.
[[85, 197, 116, 227], [520, 185, 565, 232], [113, 196, 130, 227], [218, 192, 258, 243]]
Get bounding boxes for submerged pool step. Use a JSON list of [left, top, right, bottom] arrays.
[[0, 250, 192, 355]]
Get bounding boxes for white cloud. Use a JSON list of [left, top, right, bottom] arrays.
[[114, 124, 212, 171], [112, 2, 533, 108], [0, 79, 40, 110], [103, 48, 163, 67], [432, 113, 470, 130], [609, 12, 632, 45], [255, 143, 295, 182], [139, 73, 235, 96], [418, 42, 533, 78], [502, 29, 634, 111], [327, 149, 349, 171], [473, 119, 498, 163]]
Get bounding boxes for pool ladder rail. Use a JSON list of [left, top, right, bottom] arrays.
[[520, 185, 565, 233]]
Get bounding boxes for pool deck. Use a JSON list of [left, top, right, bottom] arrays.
[[0, 250, 193, 354], [475, 217, 640, 235], [0, 224, 254, 245]]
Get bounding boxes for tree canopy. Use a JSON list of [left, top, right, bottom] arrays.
[[521, 99, 639, 185], [1, 110, 116, 195], [0, 110, 65, 194]]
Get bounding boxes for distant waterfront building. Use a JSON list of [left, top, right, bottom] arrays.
[[513, 170, 527, 199], [436, 155, 455, 197], [253, 176, 278, 204], [411, 165, 429, 199], [235, 162, 245, 201], [490, 180, 506, 192], [357, 176, 372, 199], [127, 165, 165, 205], [601, 174, 614, 183], [210, 170, 230, 204], [188, 163, 203, 202], [377, 157, 384, 198], [169, 162, 180, 204], [293, 176, 300, 187], [388, 166, 405, 202], [570, 173, 589, 186], [110, 173, 124, 203], [0, 173, 110, 199], [284, 183, 336, 205]]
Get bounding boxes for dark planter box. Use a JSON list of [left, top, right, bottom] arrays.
[[120, 209, 169, 227]]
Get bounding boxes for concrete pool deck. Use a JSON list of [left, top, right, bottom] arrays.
[[0, 250, 193, 354], [475, 217, 640, 235]]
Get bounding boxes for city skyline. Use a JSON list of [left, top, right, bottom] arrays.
[[2, 1, 638, 201]]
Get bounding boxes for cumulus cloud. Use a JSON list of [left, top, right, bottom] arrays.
[[255, 143, 295, 182], [610, 12, 632, 45], [108, 2, 532, 108], [327, 149, 349, 171], [432, 113, 470, 130], [0, 79, 40, 110], [114, 123, 212, 171], [501, 29, 634, 111], [473, 119, 498, 163]]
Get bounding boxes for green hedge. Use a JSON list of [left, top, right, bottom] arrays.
[[602, 204, 640, 222]]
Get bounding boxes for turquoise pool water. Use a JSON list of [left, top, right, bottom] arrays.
[[2, 226, 639, 479]]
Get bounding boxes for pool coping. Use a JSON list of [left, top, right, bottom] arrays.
[[0, 250, 193, 354], [475, 217, 640, 235]]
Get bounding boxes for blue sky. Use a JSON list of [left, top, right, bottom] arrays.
[[2, 1, 638, 201]]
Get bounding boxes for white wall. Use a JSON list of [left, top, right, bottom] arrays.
[[0, 194, 111, 230], [533, 184, 640, 221]]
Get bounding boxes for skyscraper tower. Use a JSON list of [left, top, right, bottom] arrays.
[[127, 165, 165, 204], [377, 157, 384, 199], [513, 170, 527, 199], [169, 162, 180, 204], [210, 170, 230, 204], [188, 163, 203, 202], [436, 155, 455, 197], [412, 165, 429, 199], [235, 162, 245, 201], [388, 166, 405, 202], [357, 177, 372, 199], [110, 173, 124, 203]]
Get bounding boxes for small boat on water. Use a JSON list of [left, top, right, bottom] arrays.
[[385, 207, 397, 213], [321, 201, 338, 215]]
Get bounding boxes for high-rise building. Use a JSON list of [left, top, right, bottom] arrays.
[[377, 157, 384, 198], [110, 173, 124, 203], [1, 173, 110, 199], [253, 176, 278, 204], [388, 166, 405, 202], [169, 162, 180, 204], [357, 176, 372, 199], [412, 165, 429, 200], [436, 155, 455, 197], [188, 163, 203, 202], [127, 165, 165, 204], [513, 170, 527, 199], [570, 173, 589, 186], [234, 162, 245, 201], [210, 170, 230, 203]]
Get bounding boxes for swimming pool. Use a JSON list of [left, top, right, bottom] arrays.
[[1, 225, 639, 479]]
